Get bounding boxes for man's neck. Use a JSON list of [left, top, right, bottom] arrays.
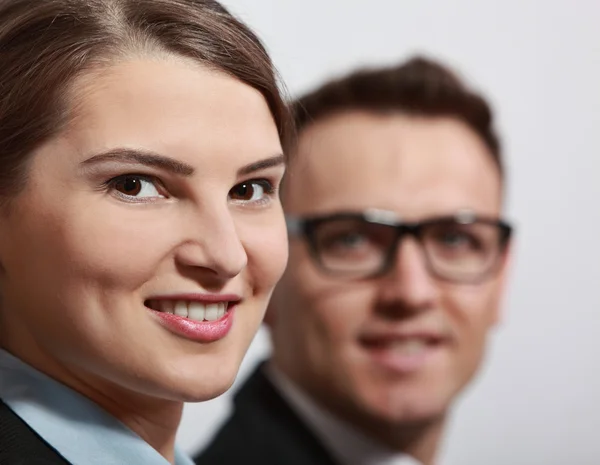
[[356, 413, 445, 465], [270, 360, 446, 465]]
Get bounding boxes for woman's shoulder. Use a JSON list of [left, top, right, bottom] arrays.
[[0, 399, 72, 465]]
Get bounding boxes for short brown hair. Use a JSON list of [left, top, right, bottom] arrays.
[[293, 56, 502, 174], [0, 0, 293, 198]]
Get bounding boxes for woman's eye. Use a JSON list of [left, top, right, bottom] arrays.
[[229, 180, 273, 203], [110, 175, 164, 200]]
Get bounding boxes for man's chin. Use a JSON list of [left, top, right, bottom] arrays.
[[360, 389, 451, 426]]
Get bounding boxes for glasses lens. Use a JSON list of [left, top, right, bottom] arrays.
[[312, 218, 395, 276], [422, 220, 503, 280]]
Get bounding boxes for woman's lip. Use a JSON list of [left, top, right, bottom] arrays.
[[150, 303, 237, 343], [146, 293, 242, 304]]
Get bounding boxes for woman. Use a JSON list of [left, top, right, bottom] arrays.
[[0, 0, 292, 464]]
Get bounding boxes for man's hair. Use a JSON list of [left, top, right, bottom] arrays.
[[292, 56, 502, 175]]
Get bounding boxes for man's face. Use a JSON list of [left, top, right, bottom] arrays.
[[268, 111, 510, 426]]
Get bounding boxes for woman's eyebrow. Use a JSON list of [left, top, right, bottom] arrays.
[[81, 149, 285, 177], [237, 154, 285, 176], [81, 148, 195, 176]]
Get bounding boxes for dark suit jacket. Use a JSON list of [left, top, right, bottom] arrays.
[[0, 399, 71, 465], [194, 362, 340, 465]]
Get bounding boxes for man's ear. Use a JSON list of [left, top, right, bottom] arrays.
[[491, 240, 514, 326]]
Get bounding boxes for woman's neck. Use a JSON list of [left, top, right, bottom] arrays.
[[77, 379, 184, 464], [2, 335, 183, 464]]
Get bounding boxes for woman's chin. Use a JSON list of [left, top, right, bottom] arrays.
[[148, 366, 239, 403], [169, 380, 235, 403]]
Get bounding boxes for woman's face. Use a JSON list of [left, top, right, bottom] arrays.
[[0, 57, 287, 402]]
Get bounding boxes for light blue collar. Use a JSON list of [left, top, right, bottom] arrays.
[[0, 349, 194, 465]]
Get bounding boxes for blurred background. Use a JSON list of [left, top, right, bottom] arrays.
[[178, 1, 600, 464]]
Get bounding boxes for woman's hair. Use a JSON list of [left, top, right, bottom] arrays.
[[0, 0, 293, 198]]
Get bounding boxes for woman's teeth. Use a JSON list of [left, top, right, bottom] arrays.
[[148, 300, 227, 321]]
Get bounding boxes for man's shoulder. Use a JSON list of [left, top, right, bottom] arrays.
[[194, 362, 339, 465]]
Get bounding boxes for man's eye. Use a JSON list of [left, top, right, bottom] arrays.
[[335, 233, 367, 248], [322, 232, 369, 251], [437, 231, 480, 250], [441, 232, 468, 245]]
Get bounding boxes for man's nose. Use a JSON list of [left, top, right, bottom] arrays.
[[376, 237, 438, 313]]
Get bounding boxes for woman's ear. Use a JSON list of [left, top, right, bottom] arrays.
[[0, 201, 13, 270], [263, 299, 277, 329], [0, 206, 8, 270], [0, 195, 24, 277]]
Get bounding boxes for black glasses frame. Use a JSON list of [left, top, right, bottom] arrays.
[[286, 209, 513, 283]]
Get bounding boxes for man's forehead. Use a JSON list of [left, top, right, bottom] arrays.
[[284, 111, 501, 216]]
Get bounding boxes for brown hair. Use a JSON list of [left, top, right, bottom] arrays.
[[293, 56, 502, 174], [0, 0, 293, 198]]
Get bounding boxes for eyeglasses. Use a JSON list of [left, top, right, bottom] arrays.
[[286, 209, 512, 283]]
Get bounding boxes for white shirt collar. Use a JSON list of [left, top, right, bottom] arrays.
[[265, 363, 423, 465], [0, 349, 193, 465]]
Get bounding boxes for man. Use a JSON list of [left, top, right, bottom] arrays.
[[195, 56, 513, 465]]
